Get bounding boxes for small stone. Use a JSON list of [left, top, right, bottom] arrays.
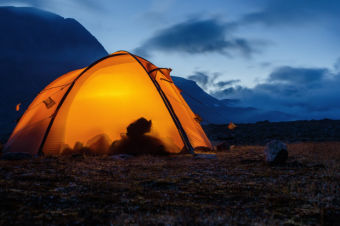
[[109, 154, 133, 160], [264, 140, 288, 164], [194, 154, 217, 159], [1, 152, 32, 160]]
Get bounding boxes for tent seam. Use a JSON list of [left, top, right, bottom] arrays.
[[127, 53, 195, 154]]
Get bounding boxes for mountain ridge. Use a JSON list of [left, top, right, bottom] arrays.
[[172, 76, 294, 124], [0, 6, 108, 136], [0, 6, 295, 141]]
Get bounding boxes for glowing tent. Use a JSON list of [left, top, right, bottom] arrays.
[[4, 51, 212, 155]]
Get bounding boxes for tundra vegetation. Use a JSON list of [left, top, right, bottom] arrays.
[[0, 142, 339, 225]]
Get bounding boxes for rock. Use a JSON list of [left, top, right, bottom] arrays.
[[1, 152, 32, 160], [264, 140, 288, 164], [194, 154, 217, 159], [109, 154, 133, 160]]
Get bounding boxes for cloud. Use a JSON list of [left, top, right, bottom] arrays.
[[211, 64, 340, 120], [187, 71, 220, 90], [242, 0, 340, 27], [134, 18, 261, 58], [268, 66, 327, 84], [215, 79, 240, 88], [0, 0, 106, 11], [187, 71, 240, 93], [334, 57, 340, 72], [187, 72, 209, 89], [260, 62, 272, 68], [0, 0, 45, 7]]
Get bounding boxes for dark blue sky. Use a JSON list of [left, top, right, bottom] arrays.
[[2, 0, 340, 119]]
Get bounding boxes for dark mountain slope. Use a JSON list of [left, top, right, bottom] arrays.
[[172, 76, 293, 124], [0, 6, 108, 138]]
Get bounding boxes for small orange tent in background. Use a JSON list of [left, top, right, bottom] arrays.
[[228, 122, 237, 130], [4, 51, 212, 155]]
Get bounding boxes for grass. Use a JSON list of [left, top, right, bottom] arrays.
[[0, 142, 339, 225]]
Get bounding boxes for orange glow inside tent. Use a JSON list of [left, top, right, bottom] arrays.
[[4, 51, 212, 155]]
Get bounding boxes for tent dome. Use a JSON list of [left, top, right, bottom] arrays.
[[4, 51, 212, 155]]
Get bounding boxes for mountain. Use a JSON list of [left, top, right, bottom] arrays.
[[0, 6, 293, 142], [172, 76, 294, 124], [0, 6, 108, 140]]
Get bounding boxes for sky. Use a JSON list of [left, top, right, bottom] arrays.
[[2, 0, 340, 120]]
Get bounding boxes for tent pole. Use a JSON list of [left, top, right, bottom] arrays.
[[129, 53, 195, 155]]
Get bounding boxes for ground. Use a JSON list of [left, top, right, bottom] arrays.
[[0, 142, 339, 225], [203, 119, 340, 145]]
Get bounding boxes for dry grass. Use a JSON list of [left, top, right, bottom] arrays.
[[0, 142, 339, 225]]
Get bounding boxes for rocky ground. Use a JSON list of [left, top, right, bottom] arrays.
[[0, 142, 339, 225], [204, 119, 340, 145]]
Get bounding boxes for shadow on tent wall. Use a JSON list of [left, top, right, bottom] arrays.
[[59, 117, 169, 156]]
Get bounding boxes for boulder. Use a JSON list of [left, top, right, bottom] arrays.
[[264, 140, 288, 164]]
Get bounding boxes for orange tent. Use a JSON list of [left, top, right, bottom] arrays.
[[4, 51, 212, 155]]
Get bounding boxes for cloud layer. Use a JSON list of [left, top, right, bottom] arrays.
[[0, 0, 106, 11], [187, 71, 240, 92], [134, 18, 260, 58], [211, 64, 340, 120], [242, 0, 340, 26]]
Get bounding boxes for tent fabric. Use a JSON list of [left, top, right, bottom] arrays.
[[4, 51, 212, 155]]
